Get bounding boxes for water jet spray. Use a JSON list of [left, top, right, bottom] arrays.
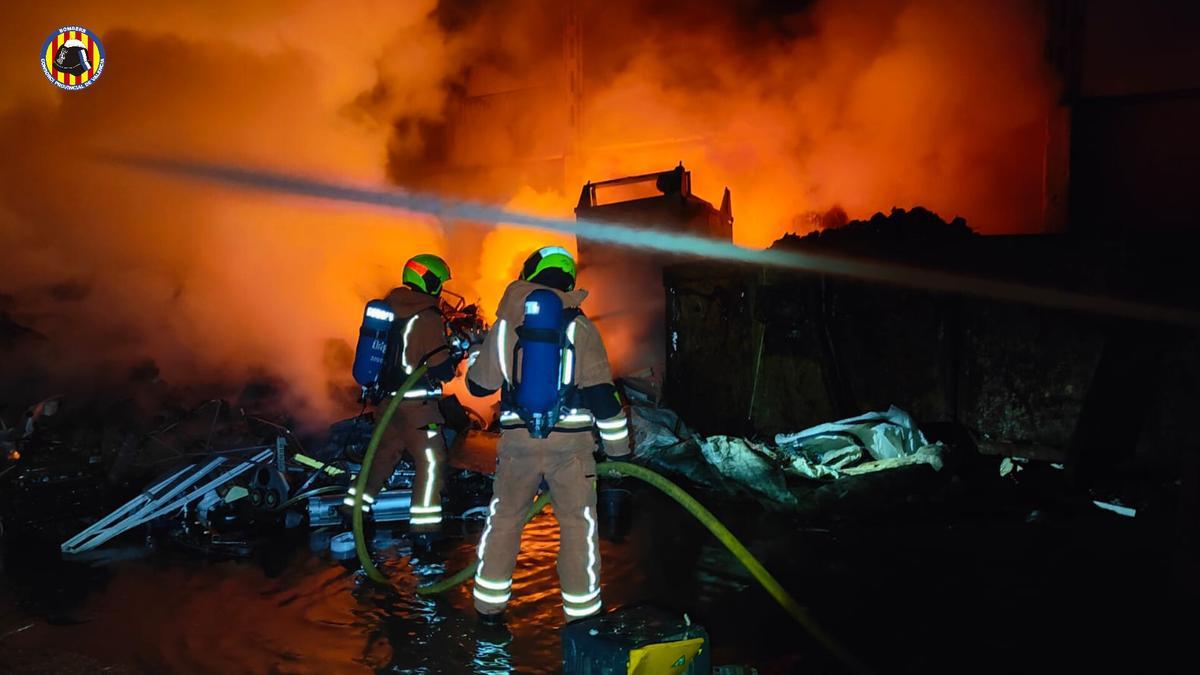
[[108, 155, 1200, 327]]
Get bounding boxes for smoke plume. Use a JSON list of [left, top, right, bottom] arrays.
[[0, 0, 1056, 425]]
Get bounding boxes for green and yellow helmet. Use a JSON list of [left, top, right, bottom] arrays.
[[520, 246, 576, 291], [403, 253, 451, 296]]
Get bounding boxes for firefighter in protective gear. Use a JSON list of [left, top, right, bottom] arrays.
[[348, 253, 456, 535], [466, 246, 632, 623]]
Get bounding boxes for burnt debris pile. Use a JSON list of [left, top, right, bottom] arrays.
[[665, 206, 1200, 516], [0, 380, 303, 550], [774, 206, 976, 255]]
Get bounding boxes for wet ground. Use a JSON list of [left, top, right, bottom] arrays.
[[1, 443, 1196, 674]]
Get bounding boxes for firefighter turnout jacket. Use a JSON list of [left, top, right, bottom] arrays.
[[358, 286, 455, 531], [466, 279, 630, 621]]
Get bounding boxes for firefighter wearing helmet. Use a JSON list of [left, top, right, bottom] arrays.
[[466, 246, 632, 624], [350, 253, 456, 545]]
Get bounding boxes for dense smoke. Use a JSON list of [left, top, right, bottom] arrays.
[[0, 0, 1056, 425], [0, 2, 454, 423], [390, 0, 1058, 374], [410, 0, 1056, 241]]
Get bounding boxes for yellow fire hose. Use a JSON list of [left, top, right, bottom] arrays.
[[413, 463, 869, 674], [593, 462, 870, 674], [352, 369, 869, 673], [351, 365, 429, 584], [412, 491, 553, 595]]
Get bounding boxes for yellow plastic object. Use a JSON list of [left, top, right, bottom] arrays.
[[628, 637, 705, 675], [419, 460, 873, 675], [292, 453, 345, 476]]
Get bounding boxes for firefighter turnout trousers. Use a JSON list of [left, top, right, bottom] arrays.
[[362, 400, 446, 533], [473, 429, 601, 621]]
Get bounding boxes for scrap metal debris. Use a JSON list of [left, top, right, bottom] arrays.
[[0, 385, 489, 562], [61, 447, 274, 554], [1092, 499, 1136, 518]]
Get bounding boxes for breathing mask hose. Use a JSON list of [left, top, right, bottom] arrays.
[[416, 460, 870, 675], [352, 365, 429, 584]]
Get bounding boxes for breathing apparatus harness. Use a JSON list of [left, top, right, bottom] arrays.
[[499, 288, 585, 439], [352, 291, 486, 406]]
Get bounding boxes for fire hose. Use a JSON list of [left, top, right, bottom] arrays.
[[350, 364, 430, 584], [351, 364, 870, 674]]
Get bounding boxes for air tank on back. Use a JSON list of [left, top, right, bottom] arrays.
[[352, 300, 396, 389], [516, 288, 565, 417]]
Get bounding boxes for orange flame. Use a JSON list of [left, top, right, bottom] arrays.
[[0, 0, 1056, 423]]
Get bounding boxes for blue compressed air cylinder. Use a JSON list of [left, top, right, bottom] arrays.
[[352, 299, 396, 387], [516, 289, 564, 414]]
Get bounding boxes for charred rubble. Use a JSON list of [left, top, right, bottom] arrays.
[[0, 362, 487, 568], [660, 207, 1200, 523]]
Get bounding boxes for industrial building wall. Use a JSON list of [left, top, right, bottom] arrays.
[[1066, 0, 1200, 235], [1071, 92, 1200, 234], [663, 236, 1200, 475]]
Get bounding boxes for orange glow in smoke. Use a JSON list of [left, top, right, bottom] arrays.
[[0, 0, 1056, 423], [471, 187, 577, 322]]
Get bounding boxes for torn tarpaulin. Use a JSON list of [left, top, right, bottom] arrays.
[[698, 435, 798, 506], [774, 405, 945, 477], [629, 405, 725, 489], [630, 404, 943, 506]]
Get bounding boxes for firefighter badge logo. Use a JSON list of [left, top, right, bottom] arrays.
[[41, 26, 105, 91]]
